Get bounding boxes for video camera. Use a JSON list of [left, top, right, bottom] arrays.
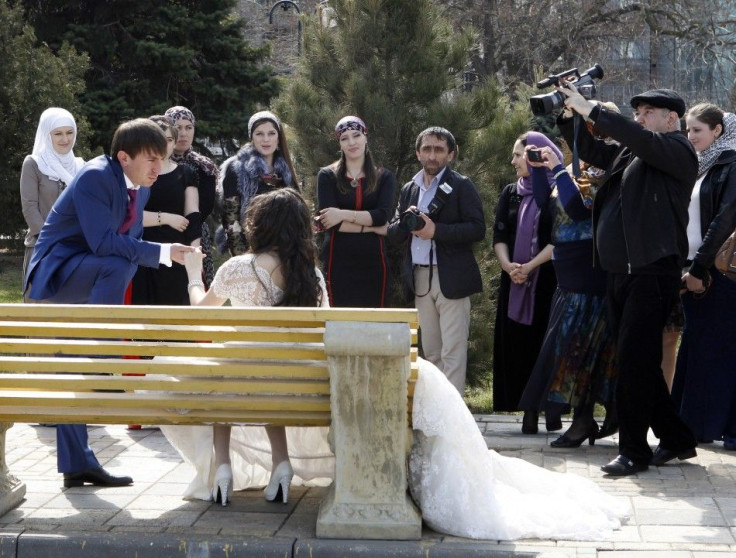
[[529, 63, 604, 116]]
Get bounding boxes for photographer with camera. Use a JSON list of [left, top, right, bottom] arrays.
[[388, 127, 486, 394], [557, 82, 698, 476]]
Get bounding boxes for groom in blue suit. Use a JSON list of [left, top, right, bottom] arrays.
[[25, 118, 195, 487]]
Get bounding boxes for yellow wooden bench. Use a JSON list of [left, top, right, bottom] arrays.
[[0, 303, 421, 539]]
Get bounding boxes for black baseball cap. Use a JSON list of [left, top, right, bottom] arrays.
[[630, 89, 686, 118]]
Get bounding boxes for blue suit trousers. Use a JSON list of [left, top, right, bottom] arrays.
[[30, 254, 139, 473]]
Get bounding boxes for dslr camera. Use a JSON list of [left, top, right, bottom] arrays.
[[530, 63, 604, 116], [399, 182, 453, 232]]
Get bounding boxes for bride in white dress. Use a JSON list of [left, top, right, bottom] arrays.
[[164, 189, 630, 540]]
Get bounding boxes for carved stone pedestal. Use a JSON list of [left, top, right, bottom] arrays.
[[317, 321, 421, 540], [0, 423, 26, 516]]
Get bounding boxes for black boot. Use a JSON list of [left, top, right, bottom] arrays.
[[521, 410, 539, 434]]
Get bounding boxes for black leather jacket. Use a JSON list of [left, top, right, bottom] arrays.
[[559, 105, 697, 271], [689, 150, 736, 280]]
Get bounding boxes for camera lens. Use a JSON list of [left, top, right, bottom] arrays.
[[530, 91, 565, 116], [399, 209, 425, 232]]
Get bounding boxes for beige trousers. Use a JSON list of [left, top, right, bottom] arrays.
[[413, 266, 471, 394]]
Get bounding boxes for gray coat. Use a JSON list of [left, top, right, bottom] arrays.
[[20, 155, 67, 248]]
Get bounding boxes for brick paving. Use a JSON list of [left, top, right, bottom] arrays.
[[1, 417, 735, 557]]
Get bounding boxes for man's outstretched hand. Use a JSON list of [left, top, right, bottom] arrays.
[[169, 243, 197, 265]]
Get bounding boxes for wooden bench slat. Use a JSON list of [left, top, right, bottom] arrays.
[[0, 374, 331, 395], [0, 391, 331, 411], [0, 304, 418, 326], [0, 339, 327, 360], [0, 410, 333, 426], [0, 357, 330, 377], [0, 321, 325, 343]]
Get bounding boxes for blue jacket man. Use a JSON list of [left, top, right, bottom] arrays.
[[25, 118, 194, 487]]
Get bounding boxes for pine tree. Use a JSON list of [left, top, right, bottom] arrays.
[[277, 0, 529, 390], [24, 0, 279, 155], [0, 0, 89, 238], [278, 0, 484, 181]]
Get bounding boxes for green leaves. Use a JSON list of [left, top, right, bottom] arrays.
[[26, 0, 277, 156]]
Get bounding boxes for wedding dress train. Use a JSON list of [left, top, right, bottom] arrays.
[[162, 358, 629, 540]]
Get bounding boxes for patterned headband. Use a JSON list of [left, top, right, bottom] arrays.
[[164, 106, 195, 125], [248, 110, 282, 139], [335, 116, 367, 139]]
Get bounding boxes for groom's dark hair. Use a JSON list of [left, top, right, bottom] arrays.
[[111, 118, 167, 159]]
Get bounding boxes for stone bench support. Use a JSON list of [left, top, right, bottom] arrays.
[[317, 321, 421, 540], [0, 423, 26, 516]]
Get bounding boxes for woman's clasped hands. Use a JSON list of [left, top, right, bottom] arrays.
[[505, 261, 531, 284]]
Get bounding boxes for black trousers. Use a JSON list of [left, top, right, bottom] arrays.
[[607, 273, 696, 465]]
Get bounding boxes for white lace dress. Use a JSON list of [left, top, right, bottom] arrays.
[[162, 255, 630, 539], [159, 254, 335, 500]]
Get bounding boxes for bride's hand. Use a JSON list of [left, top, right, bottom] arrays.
[[184, 249, 205, 277]]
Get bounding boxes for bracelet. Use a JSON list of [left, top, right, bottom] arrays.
[[553, 169, 567, 181], [360, 225, 364, 233], [157, 211, 161, 225], [352, 210, 357, 223], [187, 279, 204, 291]]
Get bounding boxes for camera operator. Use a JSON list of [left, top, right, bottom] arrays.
[[388, 127, 486, 394], [557, 82, 698, 476]]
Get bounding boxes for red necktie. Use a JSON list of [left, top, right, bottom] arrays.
[[119, 189, 138, 234]]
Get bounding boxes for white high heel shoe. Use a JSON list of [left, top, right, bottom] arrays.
[[212, 463, 233, 506], [263, 461, 294, 504]]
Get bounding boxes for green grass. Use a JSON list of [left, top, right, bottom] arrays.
[[464, 382, 493, 414], [0, 249, 24, 303]]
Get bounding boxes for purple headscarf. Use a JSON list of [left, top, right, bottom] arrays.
[[508, 132, 563, 325]]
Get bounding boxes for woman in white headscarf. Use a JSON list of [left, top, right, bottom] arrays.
[[20, 107, 85, 296]]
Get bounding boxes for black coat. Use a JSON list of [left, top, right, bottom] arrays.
[[388, 167, 486, 299], [559, 105, 698, 270], [689, 149, 736, 280]]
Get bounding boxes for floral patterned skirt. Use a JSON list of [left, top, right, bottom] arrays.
[[522, 288, 617, 411]]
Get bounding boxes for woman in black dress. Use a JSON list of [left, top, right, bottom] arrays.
[[131, 116, 201, 305], [164, 105, 219, 285], [316, 116, 396, 307], [218, 110, 299, 256], [492, 132, 557, 429]]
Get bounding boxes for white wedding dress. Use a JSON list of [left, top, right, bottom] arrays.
[[161, 254, 629, 540]]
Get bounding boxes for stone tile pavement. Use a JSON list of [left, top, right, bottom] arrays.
[[0, 416, 735, 557]]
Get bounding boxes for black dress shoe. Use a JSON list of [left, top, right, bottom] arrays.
[[650, 445, 697, 466], [63, 467, 133, 488], [601, 455, 648, 476]]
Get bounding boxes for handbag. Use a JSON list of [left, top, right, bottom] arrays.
[[715, 228, 736, 282]]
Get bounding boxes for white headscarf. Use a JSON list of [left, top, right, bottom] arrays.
[[30, 107, 85, 184]]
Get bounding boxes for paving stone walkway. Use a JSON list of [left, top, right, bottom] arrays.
[[0, 416, 735, 557]]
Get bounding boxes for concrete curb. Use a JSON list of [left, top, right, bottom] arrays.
[[10, 531, 295, 557]]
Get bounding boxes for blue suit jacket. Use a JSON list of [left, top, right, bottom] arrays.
[[25, 154, 159, 300]]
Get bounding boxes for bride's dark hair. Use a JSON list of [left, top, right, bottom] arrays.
[[244, 189, 323, 307]]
